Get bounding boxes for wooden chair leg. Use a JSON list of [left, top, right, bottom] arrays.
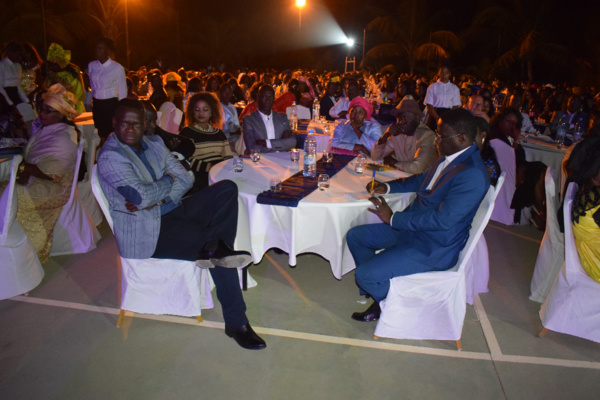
[[116, 309, 125, 327], [455, 340, 463, 351], [538, 327, 548, 338], [196, 315, 203, 323]]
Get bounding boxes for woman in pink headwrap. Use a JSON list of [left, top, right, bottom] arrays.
[[331, 97, 382, 156]]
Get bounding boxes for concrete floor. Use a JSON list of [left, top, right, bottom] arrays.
[[1, 221, 599, 400]]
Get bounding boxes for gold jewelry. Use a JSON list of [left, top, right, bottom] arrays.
[[193, 123, 216, 132]]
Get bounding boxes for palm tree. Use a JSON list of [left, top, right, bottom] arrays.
[[467, 0, 585, 82], [362, 0, 463, 74]]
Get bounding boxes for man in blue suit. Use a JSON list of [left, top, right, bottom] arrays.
[[348, 108, 490, 321], [97, 99, 266, 349]]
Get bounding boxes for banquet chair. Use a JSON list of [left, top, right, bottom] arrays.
[[77, 132, 103, 226], [50, 140, 101, 256], [539, 183, 600, 343], [465, 172, 505, 305], [489, 139, 531, 225], [91, 166, 215, 325], [158, 102, 183, 134], [529, 168, 565, 303], [374, 184, 498, 349], [0, 156, 44, 300]]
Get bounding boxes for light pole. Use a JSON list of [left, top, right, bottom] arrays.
[[296, 0, 305, 29], [125, 0, 130, 69]]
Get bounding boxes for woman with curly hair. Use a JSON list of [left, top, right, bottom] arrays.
[[180, 92, 232, 190]]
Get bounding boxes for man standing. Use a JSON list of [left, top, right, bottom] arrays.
[[88, 38, 127, 141], [348, 108, 490, 321], [97, 99, 266, 350], [424, 65, 461, 130], [371, 98, 438, 175], [242, 84, 296, 153]]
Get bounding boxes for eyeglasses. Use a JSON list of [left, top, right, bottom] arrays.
[[39, 107, 59, 114], [435, 132, 463, 142], [118, 121, 143, 130]]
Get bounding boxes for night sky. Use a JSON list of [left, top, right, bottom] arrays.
[[1, 0, 600, 83]]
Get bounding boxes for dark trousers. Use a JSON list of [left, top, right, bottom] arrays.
[[92, 97, 118, 139], [152, 180, 247, 327]]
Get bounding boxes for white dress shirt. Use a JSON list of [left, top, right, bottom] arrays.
[[259, 110, 276, 149], [329, 97, 351, 119], [88, 58, 127, 100], [424, 80, 461, 109]]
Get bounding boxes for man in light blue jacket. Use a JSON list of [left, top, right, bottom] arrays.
[[97, 99, 266, 350]]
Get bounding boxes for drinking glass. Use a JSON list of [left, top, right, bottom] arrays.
[[251, 148, 261, 163], [355, 154, 367, 174], [290, 148, 300, 162], [323, 150, 334, 163], [318, 174, 330, 191], [269, 177, 282, 192], [233, 157, 243, 172]]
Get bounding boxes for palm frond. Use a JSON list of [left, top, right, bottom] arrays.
[[413, 43, 448, 61]]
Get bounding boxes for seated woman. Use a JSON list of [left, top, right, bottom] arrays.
[[489, 107, 546, 227], [331, 97, 382, 157], [180, 92, 233, 191], [2, 84, 79, 263], [474, 116, 501, 187], [566, 136, 600, 283]]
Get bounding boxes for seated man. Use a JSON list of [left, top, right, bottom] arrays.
[[329, 78, 360, 120], [465, 94, 489, 122], [347, 108, 490, 321], [242, 84, 295, 153], [371, 98, 438, 174], [319, 81, 338, 121], [97, 99, 266, 350]]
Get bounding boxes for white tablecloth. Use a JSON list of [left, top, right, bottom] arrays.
[[209, 152, 414, 279], [521, 135, 566, 195]]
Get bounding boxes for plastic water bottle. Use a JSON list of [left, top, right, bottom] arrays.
[[303, 129, 317, 177], [556, 113, 569, 149], [573, 115, 585, 143], [290, 101, 298, 131], [312, 102, 320, 122]]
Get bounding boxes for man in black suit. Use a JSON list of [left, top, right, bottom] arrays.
[[319, 81, 338, 121]]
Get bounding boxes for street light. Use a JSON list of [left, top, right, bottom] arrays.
[[296, 0, 305, 29]]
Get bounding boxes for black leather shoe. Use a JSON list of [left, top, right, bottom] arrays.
[[225, 323, 267, 350], [196, 244, 252, 269], [351, 301, 381, 322]]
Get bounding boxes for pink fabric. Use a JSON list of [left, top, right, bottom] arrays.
[[348, 97, 373, 121], [298, 76, 316, 99]]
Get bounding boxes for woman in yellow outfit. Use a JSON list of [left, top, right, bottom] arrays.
[[568, 136, 600, 283], [43, 43, 86, 114]]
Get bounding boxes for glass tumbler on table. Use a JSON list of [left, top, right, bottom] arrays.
[[251, 148, 261, 162], [355, 154, 367, 174], [318, 174, 330, 191], [269, 177, 282, 192], [233, 157, 244, 172], [290, 148, 300, 162]]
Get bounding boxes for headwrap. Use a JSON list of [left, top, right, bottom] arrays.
[[348, 97, 373, 121], [42, 83, 80, 120], [163, 71, 185, 91], [298, 76, 316, 99], [47, 43, 71, 69]]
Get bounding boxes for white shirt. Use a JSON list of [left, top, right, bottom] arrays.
[[220, 102, 241, 138], [259, 110, 276, 149], [88, 58, 127, 100], [0, 57, 28, 105], [329, 97, 351, 119], [426, 146, 470, 190], [424, 80, 461, 109]]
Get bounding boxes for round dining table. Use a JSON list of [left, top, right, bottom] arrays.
[[209, 151, 414, 279], [521, 134, 567, 195]]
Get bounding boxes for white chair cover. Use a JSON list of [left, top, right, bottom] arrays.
[[158, 102, 183, 134], [296, 105, 312, 120], [77, 132, 103, 226], [375, 184, 498, 341], [0, 156, 44, 300], [540, 183, 600, 343], [530, 168, 564, 303], [50, 140, 101, 256], [91, 166, 214, 316], [465, 172, 505, 305]]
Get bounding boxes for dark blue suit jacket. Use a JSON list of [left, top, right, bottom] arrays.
[[387, 144, 490, 271]]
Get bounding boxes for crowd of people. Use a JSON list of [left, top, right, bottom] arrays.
[[1, 38, 599, 349]]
